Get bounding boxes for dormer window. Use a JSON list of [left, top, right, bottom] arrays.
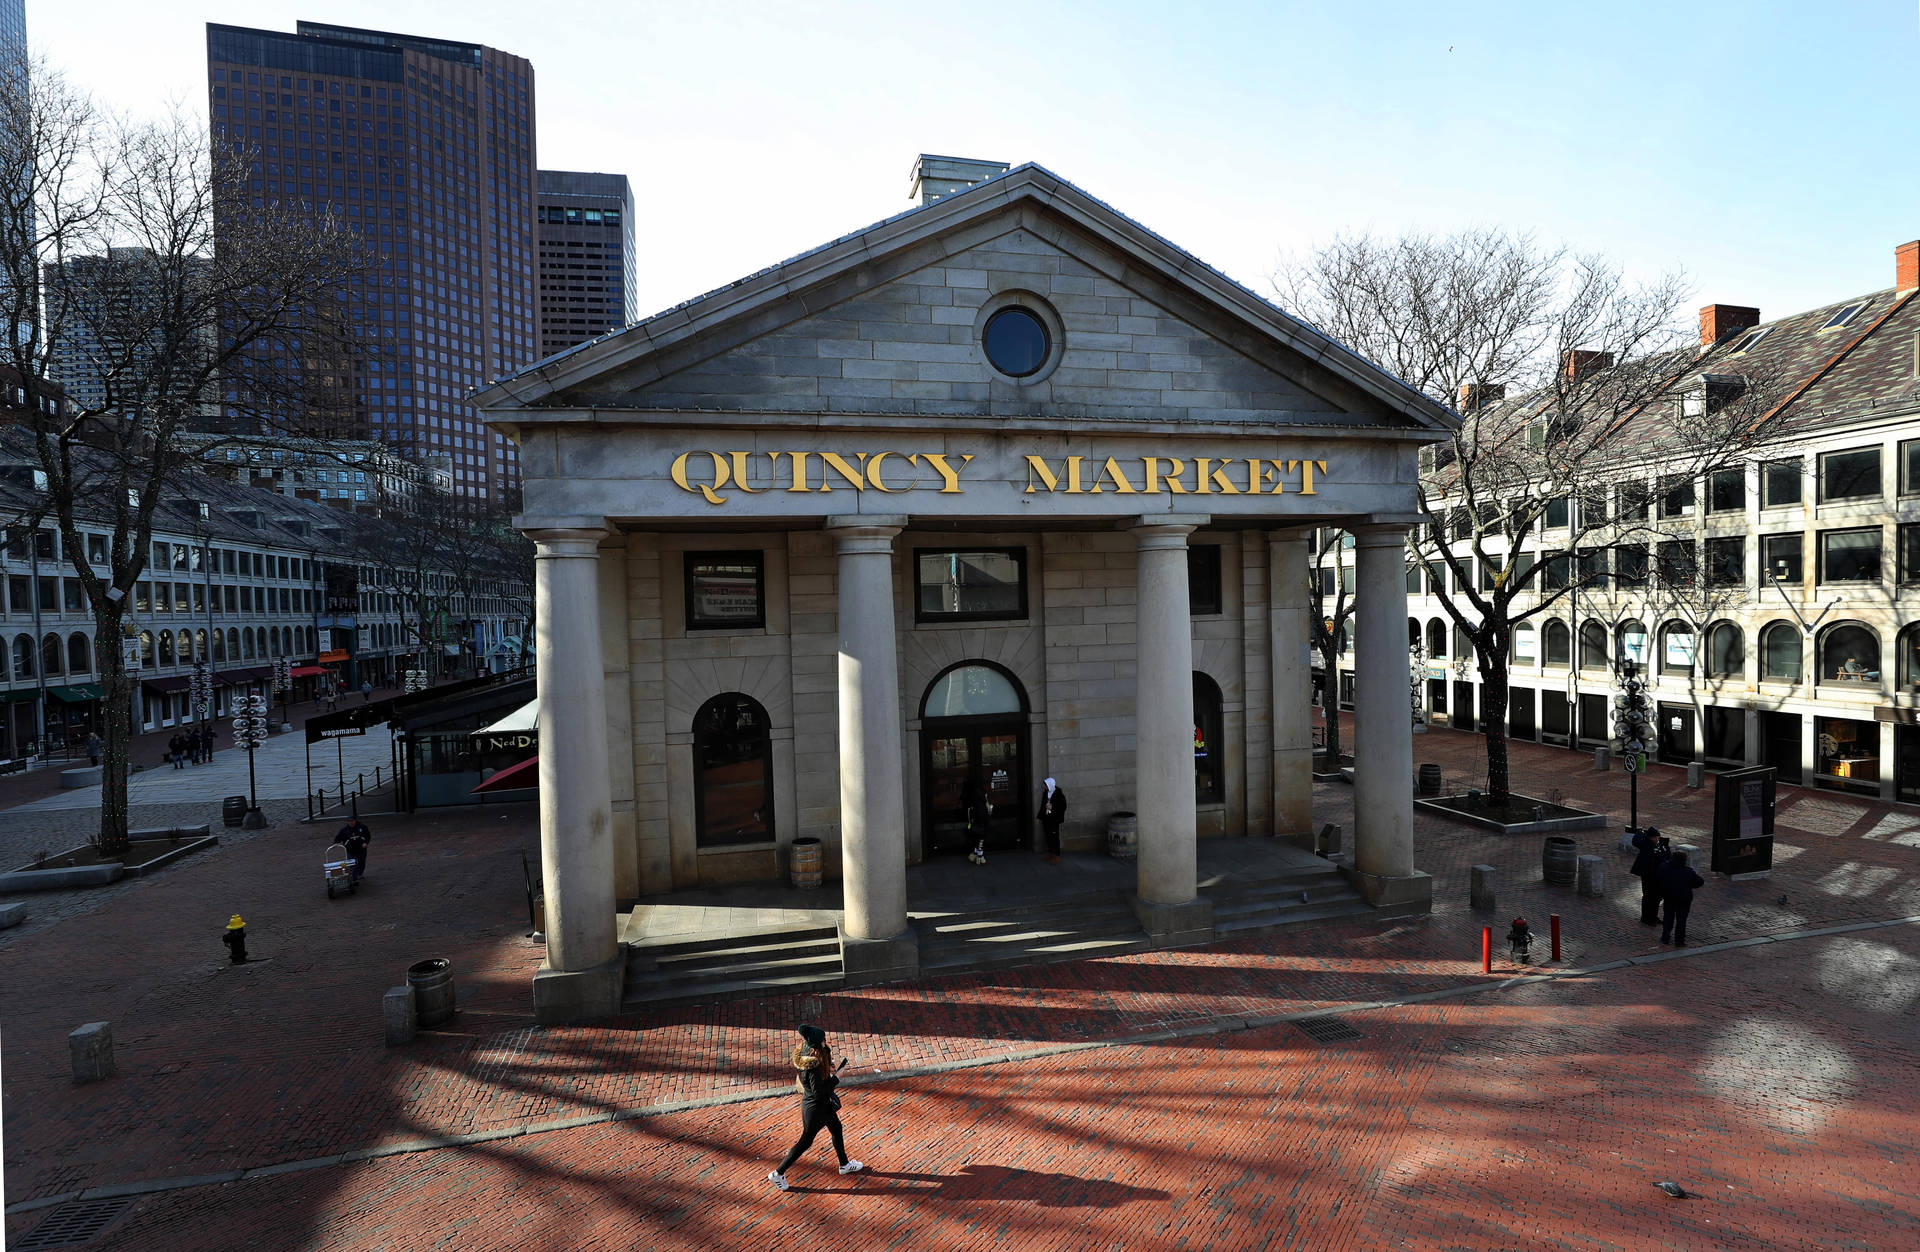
[[1820, 300, 1869, 331]]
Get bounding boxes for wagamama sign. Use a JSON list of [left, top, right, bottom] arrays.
[[670, 449, 1332, 506]]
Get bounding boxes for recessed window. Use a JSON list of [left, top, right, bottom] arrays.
[[982, 307, 1050, 378], [685, 551, 765, 630], [1762, 459, 1802, 508], [916, 548, 1027, 622], [1707, 469, 1744, 513], [1819, 447, 1881, 502], [1187, 545, 1223, 616], [1818, 528, 1882, 583], [1821, 300, 1869, 331], [1762, 534, 1803, 584]]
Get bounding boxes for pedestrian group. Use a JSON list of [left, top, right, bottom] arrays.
[[166, 726, 219, 769], [1628, 825, 1705, 945]]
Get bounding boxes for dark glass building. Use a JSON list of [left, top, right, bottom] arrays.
[[205, 21, 537, 501], [535, 170, 636, 358]]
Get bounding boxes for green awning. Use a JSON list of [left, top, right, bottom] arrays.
[[0, 688, 38, 704], [49, 683, 103, 702]]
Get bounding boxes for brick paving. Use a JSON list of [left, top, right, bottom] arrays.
[[3, 725, 1918, 1248]]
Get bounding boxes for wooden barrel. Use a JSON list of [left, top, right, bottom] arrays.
[[790, 838, 823, 889], [1542, 836, 1578, 887], [1416, 764, 1442, 797], [222, 796, 249, 827], [407, 958, 456, 1028], [1107, 812, 1138, 861]]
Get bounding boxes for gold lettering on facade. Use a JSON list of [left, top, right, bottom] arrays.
[[782, 451, 814, 494], [921, 453, 973, 493], [671, 450, 732, 505], [818, 452, 867, 491], [1142, 457, 1188, 494], [1194, 457, 1240, 495], [1092, 457, 1138, 494], [1023, 455, 1060, 494], [1066, 455, 1086, 493], [1248, 458, 1282, 494], [726, 452, 759, 493], [866, 451, 918, 492], [1293, 458, 1327, 495]]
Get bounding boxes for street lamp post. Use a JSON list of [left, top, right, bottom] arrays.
[[1614, 659, 1653, 833], [234, 689, 270, 828]]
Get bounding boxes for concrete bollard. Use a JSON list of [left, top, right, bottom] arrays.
[[1687, 761, 1705, 789], [69, 1021, 115, 1084], [1675, 843, 1700, 867], [1594, 746, 1610, 771], [1317, 823, 1343, 859], [383, 985, 417, 1046], [1470, 864, 1497, 911], [1576, 854, 1605, 898], [0, 901, 26, 929]]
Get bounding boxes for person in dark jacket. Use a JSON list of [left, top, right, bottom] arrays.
[[169, 733, 185, 769], [963, 777, 992, 866], [768, 1024, 862, 1190], [1037, 777, 1067, 864], [1658, 849, 1705, 945], [1629, 826, 1670, 926], [338, 817, 371, 882]]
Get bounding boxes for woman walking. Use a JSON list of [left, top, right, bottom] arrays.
[[1037, 776, 1067, 864], [768, 1024, 863, 1191]]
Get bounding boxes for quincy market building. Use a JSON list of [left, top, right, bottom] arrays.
[[478, 162, 1458, 1020]]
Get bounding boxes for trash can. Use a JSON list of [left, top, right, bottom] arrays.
[[1542, 836, 1578, 887], [407, 958, 456, 1028], [790, 837, 823, 889], [1107, 811, 1138, 861], [222, 796, 249, 827], [1416, 764, 1443, 796]]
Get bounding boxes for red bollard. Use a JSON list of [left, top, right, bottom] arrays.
[[1550, 914, 1562, 962], [1482, 926, 1492, 973]]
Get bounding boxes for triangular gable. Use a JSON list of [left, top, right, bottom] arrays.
[[476, 165, 1458, 434]]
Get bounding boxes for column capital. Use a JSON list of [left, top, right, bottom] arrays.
[[825, 515, 906, 554], [1129, 514, 1209, 551], [1351, 524, 1411, 549], [526, 526, 609, 557]]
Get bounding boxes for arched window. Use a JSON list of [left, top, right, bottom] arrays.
[[242, 630, 256, 660], [1617, 621, 1649, 669], [922, 665, 1023, 717], [1194, 672, 1224, 805], [212, 630, 226, 663], [1407, 618, 1419, 648], [11, 634, 32, 679], [176, 629, 193, 664], [1543, 620, 1571, 668], [1579, 620, 1608, 671], [1512, 623, 1536, 666], [41, 633, 62, 677], [691, 693, 774, 848], [270, 626, 282, 656], [1760, 622, 1801, 682], [157, 631, 175, 665], [1660, 621, 1696, 676], [1706, 622, 1744, 680], [1818, 622, 1881, 686], [1900, 624, 1920, 692], [227, 629, 240, 661], [1454, 625, 1471, 659], [139, 631, 154, 665], [195, 630, 208, 665], [68, 633, 90, 674], [1427, 618, 1447, 659]]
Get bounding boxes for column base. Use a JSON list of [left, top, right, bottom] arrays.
[[1127, 894, 1215, 949], [1343, 868, 1434, 917], [839, 926, 919, 987], [532, 948, 628, 1024]]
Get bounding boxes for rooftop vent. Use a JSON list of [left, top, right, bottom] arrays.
[[910, 154, 1010, 206]]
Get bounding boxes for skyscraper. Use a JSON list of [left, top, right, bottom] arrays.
[[205, 21, 537, 501], [535, 170, 635, 358], [44, 248, 217, 419]]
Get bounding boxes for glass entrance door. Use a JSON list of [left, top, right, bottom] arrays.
[[922, 721, 1027, 853]]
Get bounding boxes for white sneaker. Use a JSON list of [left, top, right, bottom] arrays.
[[768, 1170, 788, 1191], [839, 1160, 864, 1175]]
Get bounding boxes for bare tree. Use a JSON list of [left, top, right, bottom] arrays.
[[1305, 527, 1355, 767], [1, 64, 366, 851], [1281, 230, 1790, 802]]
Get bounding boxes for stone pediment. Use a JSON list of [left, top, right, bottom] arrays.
[[479, 166, 1457, 436]]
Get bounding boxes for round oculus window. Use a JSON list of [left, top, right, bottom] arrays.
[[982, 307, 1051, 378]]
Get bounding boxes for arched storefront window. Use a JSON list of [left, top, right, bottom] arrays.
[[1899, 624, 1920, 693], [195, 630, 208, 664], [1706, 622, 1743, 680], [158, 631, 175, 665], [270, 626, 282, 656], [1543, 620, 1570, 668], [1407, 618, 1419, 648], [212, 630, 226, 662], [1617, 621, 1649, 669], [1760, 621, 1801, 682], [1660, 621, 1695, 676], [227, 629, 240, 661], [12, 634, 33, 679], [139, 631, 154, 665], [1193, 672, 1224, 805], [1579, 620, 1608, 671], [68, 633, 90, 674], [692, 693, 774, 848], [1818, 622, 1880, 687], [242, 630, 256, 660], [41, 633, 62, 677], [1511, 623, 1536, 666], [1426, 619, 1447, 659], [922, 665, 1022, 717]]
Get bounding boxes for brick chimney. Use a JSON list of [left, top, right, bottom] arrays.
[[1562, 350, 1614, 382], [1699, 304, 1760, 347], [1456, 383, 1505, 412], [910, 154, 1010, 206], [1898, 240, 1919, 292]]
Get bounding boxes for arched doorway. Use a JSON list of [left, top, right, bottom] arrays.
[[692, 693, 775, 847], [920, 662, 1029, 855]]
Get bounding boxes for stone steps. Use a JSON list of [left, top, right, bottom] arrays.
[[913, 894, 1151, 975], [1208, 864, 1375, 936], [622, 924, 844, 1009]]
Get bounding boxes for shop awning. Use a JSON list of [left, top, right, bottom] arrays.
[[473, 699, 538, 737], [288, 665, 329, 679], [471, 754, 538, 794], [142, 675, 192, 693], [216, 667, 271, 685], [0, 687, 38, 704], [48, 683, 103, 702], [318, 649, 349, 663]]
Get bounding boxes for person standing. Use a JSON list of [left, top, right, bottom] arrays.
[[1037, 777, 1068, 865], [768, 1024, 862, 1191], [85, 733, 101, 767], [1658, 849, 1705, 946], [1629, 826, 1669, 927], [361, 679, 374, 702], [962, 776, 992, 866], [338, 815, 372, 882], [202, 724, 217, 763], [169, 732, 185, 770]]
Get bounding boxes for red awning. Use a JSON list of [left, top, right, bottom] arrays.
[[288, 665, 329, 679], [318, 649, 349, 663], [471, 755, 538, 794]]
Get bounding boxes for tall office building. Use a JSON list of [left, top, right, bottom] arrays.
[[0, 0, 24, 71], [205, 21, 537, 500], [535, 170, 635, 358], [43, 248, 218, 418]]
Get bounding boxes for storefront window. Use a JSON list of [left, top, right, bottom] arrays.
[[1579, 621, 1607, 671], [923, 665, 1021, 718], [1617, 621, 1648, 668], [1543, 620, 1570, 667], [1512, 623, 1536, 665], [1900, 625, 1920, 693], [1815, 717, 1878, 794], [692, 693, 774, 847], [685, 551, 765, 631], [1188, 545, 1223, 616], [1706, 623, 1743, 679], [1426, 618, 1446, 659], [915, 548, 1027, 622], [1661, 623, 1695, 675], [1818, 623, 1880, 687], [1194, 673, 1223, 804]]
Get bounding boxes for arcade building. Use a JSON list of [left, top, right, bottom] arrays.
[[478, 159, 1457, 1021]]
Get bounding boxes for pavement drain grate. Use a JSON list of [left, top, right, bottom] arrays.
[[1294, 1017, 1362, 1044], [14, 1197, 138, 1249]]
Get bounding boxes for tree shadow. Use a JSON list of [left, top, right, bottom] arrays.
[[788, 1163, 1170, 1207]]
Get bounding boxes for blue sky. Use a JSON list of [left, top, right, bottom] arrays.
[[31, 1, 1920, 326]]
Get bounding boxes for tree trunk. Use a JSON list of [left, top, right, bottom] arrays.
[[95, 606, 131, 855], [1481, 656, 1511, 802], [1320, 643, 1342, 765]]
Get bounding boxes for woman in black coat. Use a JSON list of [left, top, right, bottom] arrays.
[[768, 1024, 863, 1190], [1037, 777, 1067, 863]]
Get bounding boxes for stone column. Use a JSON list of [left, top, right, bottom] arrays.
[[528, 525, 625, 1023], [1269, 532, 1313, 843], [1130, 517, 1213, 945], [1350, 525, 1431, 912], [828, 516, 918, 985]]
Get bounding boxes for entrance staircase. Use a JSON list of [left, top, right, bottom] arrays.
[[913, 892, 1150, 976], [621, 923, 844, 1010], [1205, 857, 1374, 938]]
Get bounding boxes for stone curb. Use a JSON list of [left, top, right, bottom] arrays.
[[12, 911, 1919, 1217], [121, 835, 220, 879]]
